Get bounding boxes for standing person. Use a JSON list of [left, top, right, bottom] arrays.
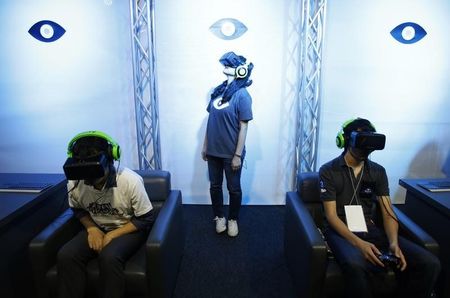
[[202, 51, 254, 237], [319, 118, 440, 298], [58, 131, 155, 298]]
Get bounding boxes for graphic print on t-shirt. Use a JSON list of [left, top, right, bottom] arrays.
[[86, 202, 123, 216], [213, 98, 229, 110]]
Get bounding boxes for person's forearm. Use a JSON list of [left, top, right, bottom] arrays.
[[108, 221, 138, 238], [328, 215, 363, 247], [234, 121, 248, 156], [79, 214, 100, 231], [202, 133, 208, 160], [382, 207, 399, 245], [384, 219, 399, 245], [203, 133, 208, 152], [379, 196, 399, 245]]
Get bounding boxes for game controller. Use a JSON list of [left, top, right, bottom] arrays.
[[378, 253, 400, 268]]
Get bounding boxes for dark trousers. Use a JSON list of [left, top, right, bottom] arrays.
[[207, 155, 243, 220], [324, 225, 440, 298], [57, 229, 148, 298]]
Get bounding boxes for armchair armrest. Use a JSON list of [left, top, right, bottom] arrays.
[[394, 206, 439, 257], [29, 208, 82, 298], [285, 192, 328, 298], [146, 189, 184, 298]]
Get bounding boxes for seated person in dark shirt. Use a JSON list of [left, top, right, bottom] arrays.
[[319, 118, 440, 298]]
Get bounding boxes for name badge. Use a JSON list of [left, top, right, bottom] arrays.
[[344, 205, 368, 232]]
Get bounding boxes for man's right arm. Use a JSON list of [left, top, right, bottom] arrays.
[[79, 214, 104, 252], [202, 133, 208, 161], [67, 179, 104, 252]]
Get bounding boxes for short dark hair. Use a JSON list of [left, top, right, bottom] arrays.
[[72, 136, 111, 161], [343, 118, 375, 149], [343, 118, 375, 136]]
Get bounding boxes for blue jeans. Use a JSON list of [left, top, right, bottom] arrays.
[[324, 225, 440, 298], [207, 155, 243, 220]]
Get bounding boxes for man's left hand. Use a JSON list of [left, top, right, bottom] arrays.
[[102, 231, 117, 249], [231, 156, 241, 171], [390, 243, 407, 271], [231, 155, 242, 171]]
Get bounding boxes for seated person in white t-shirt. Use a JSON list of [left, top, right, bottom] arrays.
[[58, 131, 154, 298]]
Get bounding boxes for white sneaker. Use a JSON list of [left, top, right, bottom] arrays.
[[214, 216, 227, 233], [227, 219, 238, 237]]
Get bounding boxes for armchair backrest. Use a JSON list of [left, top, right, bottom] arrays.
[[134, 170, 171, 205], [135, 169, 172, 218], [296, 172, 325, 229], [296, 172, 321, 203], [297, 171, 384, 229]]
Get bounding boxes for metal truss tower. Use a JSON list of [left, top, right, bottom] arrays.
[[296, 0, 327, 174], [129, 0, 162, 170]]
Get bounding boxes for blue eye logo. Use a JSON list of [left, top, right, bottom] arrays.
[[210, 18, 248, 40], [28, 20, 66, 42], [390, 22, 426, 44]]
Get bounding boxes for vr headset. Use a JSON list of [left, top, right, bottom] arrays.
[[219, 51, 246, 68], [63, 153, 109, 181], [349, 131, 386, 151]]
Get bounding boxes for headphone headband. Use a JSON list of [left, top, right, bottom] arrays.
[[336, 118, 376, 149], [67, 131, 121, 160]]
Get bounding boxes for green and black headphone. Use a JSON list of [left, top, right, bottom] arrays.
[[335, 118, 376, 149], [67, 130, 121, 161]]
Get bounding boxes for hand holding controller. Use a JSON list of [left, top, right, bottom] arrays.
[[378, 253, 401, 269]]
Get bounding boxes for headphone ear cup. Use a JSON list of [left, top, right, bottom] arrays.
[[336, 131, 345, 148], [235, 65, 248, 78], [336, 118, 356, 149], [111, 145, 121, 160]]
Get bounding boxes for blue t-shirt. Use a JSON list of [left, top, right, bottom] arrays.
[[206, 88, 253, 158]]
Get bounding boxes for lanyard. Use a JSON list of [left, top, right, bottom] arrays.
[[348, 165, 364, 205]]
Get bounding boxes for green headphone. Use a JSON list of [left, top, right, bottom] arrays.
[[335, 118, 376, 148], [67, 130, 121, 161]]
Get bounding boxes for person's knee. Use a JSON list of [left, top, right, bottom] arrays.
[[227, 182, 241, 194], [341, 259, 366, 277], [210, 182, 222, 191], [98, 250, 123, 268], [228, 189, 242, 196]]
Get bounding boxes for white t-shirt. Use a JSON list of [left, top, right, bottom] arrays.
[[68, 167, 153, 231]]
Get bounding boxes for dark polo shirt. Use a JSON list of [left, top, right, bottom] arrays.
[[319, 153, 389, 225]]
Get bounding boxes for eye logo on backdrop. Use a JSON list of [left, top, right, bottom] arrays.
[[390, 22, 427, 44], [28, 20, 66, 42], [210, 18, 247, 40]]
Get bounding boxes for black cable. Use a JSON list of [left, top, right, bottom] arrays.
[[67, 180, 79, 194], [57, 180, 79, 213], [380, 196, 399, 224]]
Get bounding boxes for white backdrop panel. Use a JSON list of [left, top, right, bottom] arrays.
[[0, 0, 138, 172], [318, 0, 450, 203], [155, 0, 299, 204], [0, 0, 448, 206]]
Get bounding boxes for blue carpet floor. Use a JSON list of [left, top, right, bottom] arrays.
[[173, 205, 296, 298]]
